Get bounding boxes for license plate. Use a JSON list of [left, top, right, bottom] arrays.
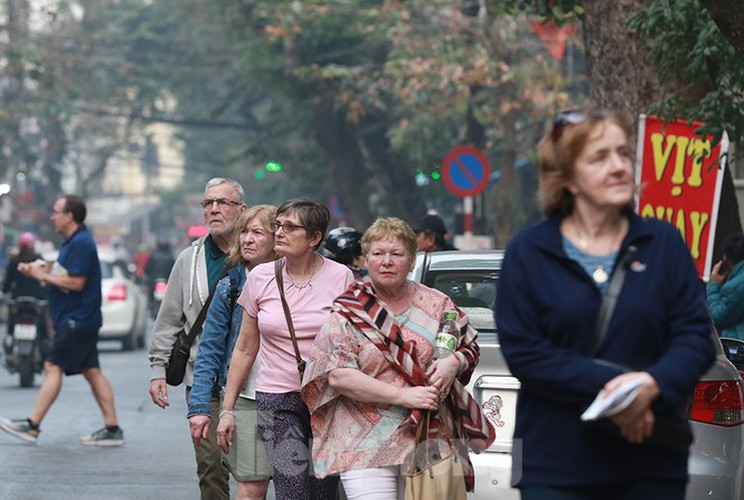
[[14, 324, 37, 340]]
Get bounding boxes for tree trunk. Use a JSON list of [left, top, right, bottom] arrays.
[[359, 113, 427, 222], [313, 89, 373, 229], [491, 109, 519, 247], [701, 0, 744, 57], [582, 0, 741, 256]]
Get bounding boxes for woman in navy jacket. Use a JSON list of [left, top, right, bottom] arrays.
[[496, 109, 715, 500]]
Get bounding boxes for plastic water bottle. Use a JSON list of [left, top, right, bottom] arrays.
[[434, 309, 459, 359]]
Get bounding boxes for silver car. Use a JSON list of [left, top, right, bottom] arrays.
[[411, 250, 744, 500], [98, 246, 148, 351]]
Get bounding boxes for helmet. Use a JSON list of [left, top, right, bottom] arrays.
[[17, 232, 36, 250], [156, 238, 171, 252], [321, 227, 362, 266]]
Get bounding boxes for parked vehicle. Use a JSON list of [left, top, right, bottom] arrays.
[[2, 296, 51, 387], [98, 246, 148, 351], [411, 250, 744, 500]]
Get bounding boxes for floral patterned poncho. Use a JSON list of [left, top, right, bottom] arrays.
[[301, 280, 496, 492]]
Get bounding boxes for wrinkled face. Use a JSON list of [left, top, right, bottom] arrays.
[[365, 237, 414, 292], [568, 122, 634, 212], [240, 216, 274, 266], [202, 183, 244, 239], [272, 210, 320, 258]]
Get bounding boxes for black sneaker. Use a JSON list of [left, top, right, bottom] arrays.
[[80, 427, 124, 447], [0, 417, 40, 444]]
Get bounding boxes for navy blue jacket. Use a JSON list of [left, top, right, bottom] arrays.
[[496, 211, 715, 487]]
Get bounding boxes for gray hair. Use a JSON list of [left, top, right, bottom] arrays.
[[204, 177, 246, 204]]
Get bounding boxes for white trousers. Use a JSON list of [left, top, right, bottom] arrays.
[[340, 466, 404, 500]]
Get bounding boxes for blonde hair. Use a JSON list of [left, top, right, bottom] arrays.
[[361, 217, 417, 258], [227, 205, 278, 266], [537, 109, 633, 217]]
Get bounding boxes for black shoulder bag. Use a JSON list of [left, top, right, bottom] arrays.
[[165, 266, 232, 387], [588, 245, 693, 452]]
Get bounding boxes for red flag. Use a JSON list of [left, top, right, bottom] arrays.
[[531, 20, 577, 60]]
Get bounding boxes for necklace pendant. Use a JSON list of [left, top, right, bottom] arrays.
[[592, 266, 608, 284]]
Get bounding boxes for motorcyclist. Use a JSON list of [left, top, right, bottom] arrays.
[[3, 232, 46, 301], [144, 238, 175, 302], [320, 226, 366, 279]]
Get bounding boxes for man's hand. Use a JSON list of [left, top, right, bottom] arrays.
[[149, 378, 170, 408], [188, 415, 210, 447]]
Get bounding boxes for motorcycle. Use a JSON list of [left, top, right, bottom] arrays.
[[3, 296, 51, 387], [150, 278, 167, 319]]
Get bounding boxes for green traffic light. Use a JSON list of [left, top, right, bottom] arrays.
[[431, 172, 441, 180], [266, 161, 282, 172]]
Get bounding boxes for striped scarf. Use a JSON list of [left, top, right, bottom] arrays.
[[333, 280, 496, 491]]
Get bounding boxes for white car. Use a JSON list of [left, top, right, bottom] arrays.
[[97, 246, 148, 350], [411, 250, 744, 500]]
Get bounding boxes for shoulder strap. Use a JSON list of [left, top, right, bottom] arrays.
[[225, 267, 242, 333], [591, 245, 637, 356], [274, 259, 306, 379], [180, 264, 233, 349]]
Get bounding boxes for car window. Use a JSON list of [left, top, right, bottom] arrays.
[[100, 260, 114, 279], [424, 270, 498, 345]]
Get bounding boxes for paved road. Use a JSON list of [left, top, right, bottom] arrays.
[[0, 332, 216, 500]]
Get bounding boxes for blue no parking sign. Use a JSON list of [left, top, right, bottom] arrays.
[[441, 146, 491, 197]]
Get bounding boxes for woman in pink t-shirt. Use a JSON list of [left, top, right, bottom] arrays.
[[218, 198, 354, 500]]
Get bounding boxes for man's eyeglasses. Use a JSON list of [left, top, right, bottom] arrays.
[[200, 198, 242, 209], [550, 109, 608, 142], [51, 209, 66, 215], [270, 221, 306, 234]]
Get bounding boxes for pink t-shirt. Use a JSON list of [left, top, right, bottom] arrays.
[[238, 256, 354, 393]]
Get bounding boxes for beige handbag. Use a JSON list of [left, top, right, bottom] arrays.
[[404, 407, 467, 500]]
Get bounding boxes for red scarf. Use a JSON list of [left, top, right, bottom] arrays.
[[334, 280, 496, 491]]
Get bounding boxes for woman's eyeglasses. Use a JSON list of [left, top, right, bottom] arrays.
[[550, 109, 608, 142], [270, 221, 306, 234]]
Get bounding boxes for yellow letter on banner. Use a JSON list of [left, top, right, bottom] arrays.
[[651, 133, 676, 182]]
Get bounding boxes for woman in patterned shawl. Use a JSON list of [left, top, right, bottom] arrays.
[[301, 217, 495, 499]]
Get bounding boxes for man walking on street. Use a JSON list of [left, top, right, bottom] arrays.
[[0, 195, 124, 446], [148, 177, 246, 500]]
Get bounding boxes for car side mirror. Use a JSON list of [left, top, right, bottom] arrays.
[[720, 337, 744, 372]]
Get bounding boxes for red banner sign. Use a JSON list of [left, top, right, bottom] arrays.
[[635, 115, 728, 280]]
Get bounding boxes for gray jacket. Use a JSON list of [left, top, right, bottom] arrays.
[[148, 236, 210, 386]]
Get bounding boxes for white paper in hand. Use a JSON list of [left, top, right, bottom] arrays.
[[581, 378, 645, 421]]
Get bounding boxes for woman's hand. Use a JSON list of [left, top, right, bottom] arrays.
[[188, 415, 210, 448], [710, 260, 730, 284], [425, 356, 459, 400], [216, 412, 235, 454], [605, 371, 660, 443], [395, 385, 439, 410]]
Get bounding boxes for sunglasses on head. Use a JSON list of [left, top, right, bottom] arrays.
[[550, 109, 608, 142]]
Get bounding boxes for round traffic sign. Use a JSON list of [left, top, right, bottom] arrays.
[[441, 146, 491, 197]]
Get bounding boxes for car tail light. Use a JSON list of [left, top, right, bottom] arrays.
[[108, 284, 127, 302], [154, 281, 167, 294], [689, 379, 744, 427]]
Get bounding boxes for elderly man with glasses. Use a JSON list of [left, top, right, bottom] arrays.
[[148, 177, 247, 500]]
